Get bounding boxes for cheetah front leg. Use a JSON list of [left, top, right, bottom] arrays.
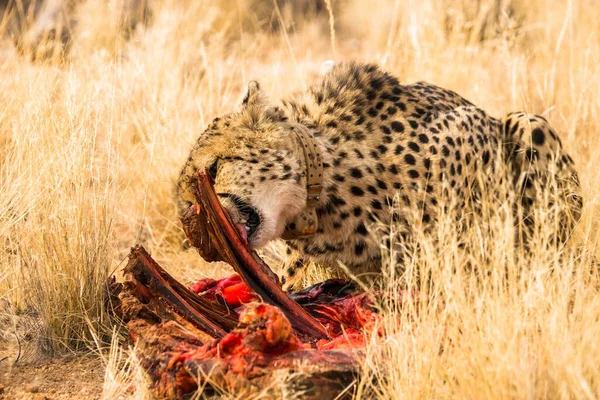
[[279, 245, 364, 292], [279, 247, 310, 292]]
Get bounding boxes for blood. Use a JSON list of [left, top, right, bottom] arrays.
[[111, 247, 385, 398], [190, 274, 382, 350], [190, 274, 259, 307]]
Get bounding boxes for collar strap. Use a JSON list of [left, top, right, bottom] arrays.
[[281, 123, 323, 240]]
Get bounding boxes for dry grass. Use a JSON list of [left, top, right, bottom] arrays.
[[1, 0, 599, 398]]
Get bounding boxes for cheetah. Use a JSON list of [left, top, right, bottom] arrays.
[[177, 62, 582, 289]]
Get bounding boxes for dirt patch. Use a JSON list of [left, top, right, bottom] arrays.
[[0, 298, 104, 399], [0, 355, 103, 400]]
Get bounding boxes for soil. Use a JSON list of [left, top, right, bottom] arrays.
[[0, 299, 104, 400], [0, 350, 104, 400]]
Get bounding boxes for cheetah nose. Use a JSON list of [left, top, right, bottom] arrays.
[[235, 223, 249, 245]]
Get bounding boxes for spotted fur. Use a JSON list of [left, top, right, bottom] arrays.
[[177, 62, 582, 289]]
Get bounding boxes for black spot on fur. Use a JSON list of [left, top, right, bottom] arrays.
[[391, 121, 405, 132], [349, 168, 363, 178], [371, 199, 382, 210], [329, 195, 347, 207], [351, 186, 365, 196], [532, 128, 546, 146], [408, 170, 419, 179], [404, 154, 416, 165], [356, 223, 368, 236], [376, 179, 388, 190], [355, 241, 366, 256], [408, 142, 420, 152], [482, 150, 491, 164]]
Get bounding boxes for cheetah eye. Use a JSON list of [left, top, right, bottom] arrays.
[[208, 159, 219, 180]]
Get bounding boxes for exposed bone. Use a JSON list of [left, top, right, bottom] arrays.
[[108, 247, 364, 398], [183, 171, 330, 340], [104, 170, 387, 397]]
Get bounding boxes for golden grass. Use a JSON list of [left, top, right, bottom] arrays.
[[1, 0, 599, 398]]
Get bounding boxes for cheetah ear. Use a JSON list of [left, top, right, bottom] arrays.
[[241, 81, 267, 108]]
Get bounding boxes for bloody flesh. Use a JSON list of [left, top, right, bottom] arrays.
[[109, 247, 371, 398], [107, 170, 385, 398]]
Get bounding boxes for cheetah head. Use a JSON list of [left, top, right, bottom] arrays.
[[177, 82, 309, 249]]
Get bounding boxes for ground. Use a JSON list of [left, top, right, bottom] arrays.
[[0, 310, 103, 399], [0, 356, 103, 400], [1, 0, 600, 398]]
